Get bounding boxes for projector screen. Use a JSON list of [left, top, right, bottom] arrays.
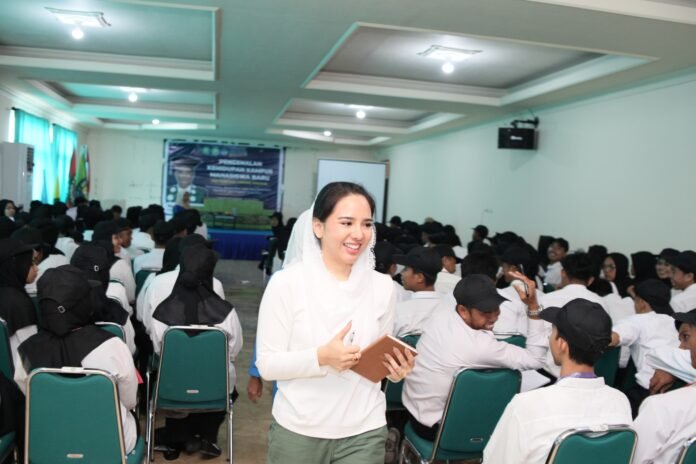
[[316, 159, 387, 222]]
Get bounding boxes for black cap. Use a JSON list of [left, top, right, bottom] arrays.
[[393, 247, 442, 281], [634, 279, 672, 315], [432, 244, 461, 263], [171, 156, 200, 170], [453, 274, 508, 312], [658, 248, 679, 261], [473, 225, 489, 238], [501, 246, 531, 268], [539, 298, 612, 352], [269, 211, 283, 222], [667, 251, 696, 275], [115, 218, 131, 232], [138, 208, 160, 231], [389, 216, 402, 226], [421, 222, 443, 236], [673, 308, 696, 330], [92, 220, 119, 241], [153, 220, 175, 244]]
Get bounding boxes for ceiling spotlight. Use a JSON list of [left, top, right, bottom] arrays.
[[356, 110, 366, 119], [152, 119, 160, 125], [71, 27, 84, 40], [323, 130, 332, 137], [128, 92, 138, 103], [442, 62, 455, 74]]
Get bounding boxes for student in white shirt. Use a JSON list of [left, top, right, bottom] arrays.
[[632, 308, 696, 464], [403, 273, 547, 441], [602, 252, 632, 298], [668, 250, 696, 313], [114, 218, 140, 263], [374, 241, 412, 303], [497, 246, 546, 336], [256, 182, 415, 464], [15, 266, 138, 454], [93, 220, 136, 305], [542, 238, 568, 289], [541, 252, 608, 377], [130, 207, 158, 253], [609, 279, 679, 416], [133, 221, 173, 276], [432, 244, 461, 295], [55, 215, 80, 261], [644, 318, 696, 394], [484, 299, 632, 464], [151, 244, 242, 459], [392, 246, 443, 337], [13, 225, 70, 296]]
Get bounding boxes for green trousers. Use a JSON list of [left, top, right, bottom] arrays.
[[267, 421, 387, 464]]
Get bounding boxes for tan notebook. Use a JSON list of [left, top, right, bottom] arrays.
[[351, 334, 418, 383]]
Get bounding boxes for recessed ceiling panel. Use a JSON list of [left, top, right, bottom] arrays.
[[290, 100, 429, 123], [58, 83, 215, 106], [323, 26, 601, 89], [0, 0, 213, 61]]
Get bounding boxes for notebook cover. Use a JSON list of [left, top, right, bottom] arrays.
[[350, 334, 418, 383]]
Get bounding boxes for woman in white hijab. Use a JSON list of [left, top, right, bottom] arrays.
[[256, 182, 415, 464]]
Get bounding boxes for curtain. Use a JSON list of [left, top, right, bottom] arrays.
[[52, 124, 78, 202], [13, 110, 78, 203], [14, 109, 51, 202]]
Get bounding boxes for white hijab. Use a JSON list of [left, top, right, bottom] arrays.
[[283, 205, 379, 347]]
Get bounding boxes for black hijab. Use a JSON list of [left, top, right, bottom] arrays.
[[159, 237, 183, 275], [18, 266, 115, 371], [608, 252, 632, 298], [0, 238, 37, 334], [631, 251, 658, 283], [71, 244, 129, 325], [152, 245, 232, 326]]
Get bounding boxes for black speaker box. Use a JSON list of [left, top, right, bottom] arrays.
[[498, 128, 537, 150]]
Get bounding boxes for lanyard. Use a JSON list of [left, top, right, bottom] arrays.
[[560, 372, 597, 380]]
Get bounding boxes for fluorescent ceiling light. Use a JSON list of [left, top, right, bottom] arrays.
[[119, 87, 148, 93], [348, 104, 374, 110], [46, 8, 111, 27], [323, 130, 332, 137], [282, 130, 333, 142], [355, 110, 366, 119], [419, 45, 481, 62], [71, 27, 84, 40]]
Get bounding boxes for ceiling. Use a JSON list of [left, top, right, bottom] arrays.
[[1, 0, 695, 148]]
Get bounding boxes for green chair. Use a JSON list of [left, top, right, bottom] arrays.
[[31, 296, 40, 324], [146, 326, 232, 463], [400, 368, 521, 463], [25, 367, 145, 464], [678, 436, 696, 464], [495, 331, 527, 348], [96, 321, 127, 343], [384, 334, 421, 411], [594, 347, 621, 386], [543, 283, 556, 293], [545, 425, 636, 464], [0, 318, 14, 379], [0, 431, 15, 463], [135, 269, 157, 298]]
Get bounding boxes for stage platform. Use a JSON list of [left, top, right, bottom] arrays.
[[209, 228, 271, 260]]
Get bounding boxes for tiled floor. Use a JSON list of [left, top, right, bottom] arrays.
[[151, 259, 273, 463]]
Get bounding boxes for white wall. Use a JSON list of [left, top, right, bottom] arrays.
[[380, 72, 696, 254], [85, 129, 377, 217]]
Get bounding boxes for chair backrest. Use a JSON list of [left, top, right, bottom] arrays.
[[25, 367, 127, 464], [400, 333, 421, 348], [432, 368, 521, 459], [495, 332, 527, 348], [594, 347, 621, 386], [545, 425, 636, 464], [383, 334, 421, 409], [135, 269, 156, 297], [0, 318, 14, 379], [155, 326, 229, 409], [678, 436, 696, 464], [95, 322, 126, 342]]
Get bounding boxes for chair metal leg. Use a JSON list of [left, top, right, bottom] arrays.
[[227, 404, 233, 462], [146, 399, 155, 463]]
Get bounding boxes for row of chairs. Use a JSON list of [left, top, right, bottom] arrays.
[[0, 318, 233, 463], [388, 332, 696, 464]]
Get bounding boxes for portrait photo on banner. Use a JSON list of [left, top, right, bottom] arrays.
[[162, 140, 284, 229]]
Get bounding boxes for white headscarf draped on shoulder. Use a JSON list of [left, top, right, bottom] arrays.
[[282, 204, 380, 348]]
